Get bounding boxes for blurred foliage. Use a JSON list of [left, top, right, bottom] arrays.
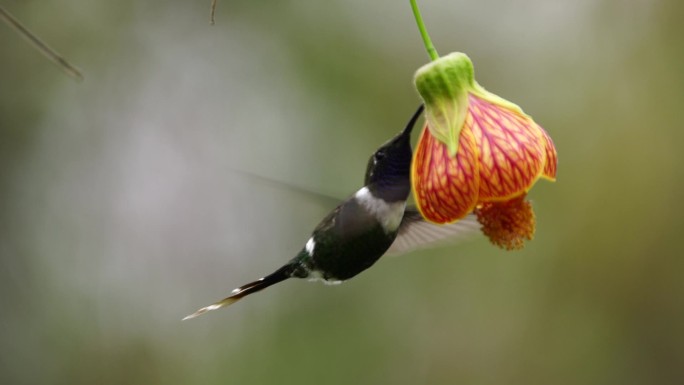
[[1, 0, 683, 384]]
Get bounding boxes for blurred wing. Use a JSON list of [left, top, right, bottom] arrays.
[[229, 168, 342, 208], [386, 208, 481, 256]]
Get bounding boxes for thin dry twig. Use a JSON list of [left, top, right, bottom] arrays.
[[0, 5, 84, 81], [210, 0, 218, 25]]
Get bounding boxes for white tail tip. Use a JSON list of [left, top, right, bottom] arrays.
[[181, 297, 240, 321]]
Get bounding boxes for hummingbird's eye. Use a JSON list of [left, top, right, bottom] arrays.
[[375, 151, 386, 161]]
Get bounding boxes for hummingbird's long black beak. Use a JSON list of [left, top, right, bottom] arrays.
[[399, 104, 425, 138]]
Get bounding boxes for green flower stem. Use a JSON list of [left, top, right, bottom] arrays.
[[410, 0, 439, 61]]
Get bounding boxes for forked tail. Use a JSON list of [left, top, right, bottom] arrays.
[[182, 264, 294, 320]]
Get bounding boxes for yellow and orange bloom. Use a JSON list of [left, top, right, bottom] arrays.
[[411, 52, 557, 249]]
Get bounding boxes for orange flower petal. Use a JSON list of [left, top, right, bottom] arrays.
[[412, 124, 480, 224], [540, 127, 557, 181], [468, 94, 546, 201]]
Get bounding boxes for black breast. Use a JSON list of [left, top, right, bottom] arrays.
[[310, 199, 397, 281]]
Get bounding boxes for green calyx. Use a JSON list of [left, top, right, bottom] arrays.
[[414, 52, 475, 156], [413, 52, 525, 156]]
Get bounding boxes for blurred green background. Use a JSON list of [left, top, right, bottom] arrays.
[[1, 0, 683, 384]]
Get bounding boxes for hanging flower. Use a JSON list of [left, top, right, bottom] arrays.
[[411, 52, 557, 249]]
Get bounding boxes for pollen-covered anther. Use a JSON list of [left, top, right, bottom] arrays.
[[474, 195, 536, 250]]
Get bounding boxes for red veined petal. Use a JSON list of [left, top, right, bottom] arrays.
[[468, 94, 546, 201], [411, 124, 480, 224], [540, 126, 557, 181]]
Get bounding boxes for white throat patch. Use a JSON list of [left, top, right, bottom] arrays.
[[354, 186, 406, 233]]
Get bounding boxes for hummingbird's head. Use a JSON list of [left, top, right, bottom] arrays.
[[364, 105, 424, 202]]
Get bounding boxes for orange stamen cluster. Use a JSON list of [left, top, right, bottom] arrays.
[[474, 195, 535, 250]]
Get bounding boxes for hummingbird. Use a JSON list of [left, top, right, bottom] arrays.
[[183, 105, 479, 320]]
